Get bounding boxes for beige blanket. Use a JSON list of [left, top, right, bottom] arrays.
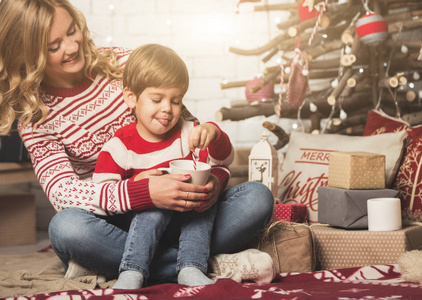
[[0, 251, 112, 298]]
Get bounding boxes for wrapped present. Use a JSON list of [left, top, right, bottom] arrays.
[[255, 222, 315, 273], [311, 224, 422, 270], [274, 203, 308, 223], [318, 186, 399, 229], [328, 151, 385, 189]]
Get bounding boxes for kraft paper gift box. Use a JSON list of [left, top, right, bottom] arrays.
[[254, 222, 315, 273], [318, 186, 399, 229], [0, 192, 36, 247], [328, 151, 385, 189], [273, 203, 308, 223], [311, 224, 422, 270]]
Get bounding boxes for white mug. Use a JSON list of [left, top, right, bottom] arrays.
[[159, 160, 211, 185], [367, 198, 402, 231]]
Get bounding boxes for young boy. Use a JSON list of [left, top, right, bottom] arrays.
[[93, 44, 234, 289]]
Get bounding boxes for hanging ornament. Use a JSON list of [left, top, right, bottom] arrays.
[[245, 76, 275, 104], [355, 12, 388, 46], [298, 0, 327, 22], [401, 45, 408, 54], [285, 49, 309, 109]]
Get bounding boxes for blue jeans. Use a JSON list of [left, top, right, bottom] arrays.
[[121, 205, 217, 279], [49, 181, 273, 283]]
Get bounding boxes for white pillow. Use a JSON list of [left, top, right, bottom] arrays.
[[277, 131, 406, 223]]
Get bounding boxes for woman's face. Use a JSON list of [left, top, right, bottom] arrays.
[[43, 7, 85, 88]]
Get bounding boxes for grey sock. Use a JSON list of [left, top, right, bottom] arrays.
[[112, 270, 144, 290], [177, 267, 215, 286]]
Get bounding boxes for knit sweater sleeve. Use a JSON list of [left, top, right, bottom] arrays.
[[20, 125, 154, 216]]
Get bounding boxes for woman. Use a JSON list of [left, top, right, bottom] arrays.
[[0, 0, 274, 284]]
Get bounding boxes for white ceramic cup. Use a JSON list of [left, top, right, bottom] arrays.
[[159, 160, 211, 185], [367, 197, 402, 231]]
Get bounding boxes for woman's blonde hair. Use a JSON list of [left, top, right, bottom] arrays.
[[123, 44, 189, 99], [0, 0, 122, 135]]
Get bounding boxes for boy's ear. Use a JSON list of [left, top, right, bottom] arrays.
[[123, 87, 137, 109]]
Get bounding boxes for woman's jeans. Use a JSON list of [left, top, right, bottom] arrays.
[[121, 205, 217, 279], [49, 181, 274, 283]]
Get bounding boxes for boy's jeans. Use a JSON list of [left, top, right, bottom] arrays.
[[120, 205, 217, 279]]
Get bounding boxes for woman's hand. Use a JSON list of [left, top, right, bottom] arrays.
[[188, 123, 219, 151], [195, 174, 220, 213], [133, 169, 163, 181], [148, 174, 209, 212]]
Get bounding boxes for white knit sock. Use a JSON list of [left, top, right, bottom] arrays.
[[112, 270, 144, 290], [178, 267, 215, 286], [208, 249, 276, 284]]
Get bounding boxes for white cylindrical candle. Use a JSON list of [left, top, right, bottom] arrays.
[[367, 198, 402, 231]]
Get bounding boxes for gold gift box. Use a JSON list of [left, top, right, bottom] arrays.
[[328, 151, 385, 189], [311, 224, 422, 270]]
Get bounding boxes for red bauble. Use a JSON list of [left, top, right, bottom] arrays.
[[298, 0, 320, 22], [245, 76, 275, 103], [355, 12, 388, 46]]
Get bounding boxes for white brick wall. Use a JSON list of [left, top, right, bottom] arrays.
[[71, 0, 295, 147]]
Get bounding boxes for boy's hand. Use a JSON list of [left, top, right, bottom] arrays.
[[188, 123, 219, 151], [134, 169, 163, 181]]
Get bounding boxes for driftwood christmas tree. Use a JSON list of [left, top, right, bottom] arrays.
[[217, 0, 422, 138]]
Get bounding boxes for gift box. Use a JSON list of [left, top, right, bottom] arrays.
[[311, 224, 422, 270], [328, 151, 385, 189], [0, 192, 36, 247], [273, 203, 308, 223], [255, 222, 315, 273], [318, 186, 399, 229]]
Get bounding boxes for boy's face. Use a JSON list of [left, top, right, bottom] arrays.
[[124, 86, 184, 142]]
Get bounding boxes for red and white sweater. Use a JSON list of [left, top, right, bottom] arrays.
[[92, 121, 233, 185], [20, 47, 230, 216]]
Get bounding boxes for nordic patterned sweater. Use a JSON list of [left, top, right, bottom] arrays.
[[92, 120, 233, 186], [19, 47, 231, 216]]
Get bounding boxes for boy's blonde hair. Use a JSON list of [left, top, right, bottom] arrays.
[[0, 0, 122, 135], [123, 44, 189, 99]]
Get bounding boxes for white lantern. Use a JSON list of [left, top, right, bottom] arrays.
[[248, 132, 279, 199]]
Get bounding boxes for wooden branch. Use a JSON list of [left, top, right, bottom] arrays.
[[342, 71, 369, 96], [229, 33, 287, 56], [388, 18, 422, 34], [402, 110, 422, 125], [250, 71, 279, 93], [287, 16, 330, 38], [215, 102, 275, 121], [306, 39, 343, 61], [310, 112, 324, 132], [325, 114, 369, 134], [220, 67, 340, 91], [276, 15, 301, 30], [220, 80, 249, 90], [254, 2, 298, 12], [384, 9, 422, 23], [327, 68, 355, 105], [262, 121, 290, 150], [341, 34, 362, 67], [386, 39, 422, 50], [309, 57, 340, 69]]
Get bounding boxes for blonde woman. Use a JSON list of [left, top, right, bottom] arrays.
[[0, 0, 274, 284]]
